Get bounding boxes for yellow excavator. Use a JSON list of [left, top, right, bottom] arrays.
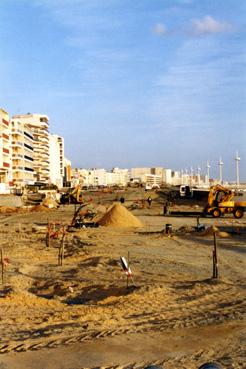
[[60, 184, 83, 204], [203, 184, 246, 218]]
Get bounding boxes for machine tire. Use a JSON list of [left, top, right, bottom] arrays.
[[233, 208, 244, 219], [212, 208, 221, 218]]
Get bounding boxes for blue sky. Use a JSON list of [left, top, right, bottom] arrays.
[[0, 0, 245, 181]]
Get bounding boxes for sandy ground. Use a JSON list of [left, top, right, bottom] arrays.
[[0, 200, 245, 369]]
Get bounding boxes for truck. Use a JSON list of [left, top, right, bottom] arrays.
[[203, 184, 246, 219]]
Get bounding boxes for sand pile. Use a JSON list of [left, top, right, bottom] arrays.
[[31, 204, 51, 212], [198, 225, 219, 237], [42, 198, 59, 209], [218, 231, 230, 238], [97, 203, 143, 228], [0, 206, 22, 214]]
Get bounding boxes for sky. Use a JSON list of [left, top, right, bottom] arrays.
[[0, 0, 245, 181]]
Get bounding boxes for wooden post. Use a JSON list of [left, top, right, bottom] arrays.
[[127, 251, 130, 288], [197, 216, 200, 227], [1, 249, 4, 285], [46, 221, 50, 247], [213, 232, 218, 278], [58, 226, 66, 266]]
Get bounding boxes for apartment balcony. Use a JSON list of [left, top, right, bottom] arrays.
[[12, 166, 24, 172], [12, 141, 23, 147], [24, 155, 34, 162], [2, 118, 9, 127], [39, 134, 49, 140], [24, 143, 33, 151], [41, 162, 49, 168], [12, 153, 23, 158], [24, 131, 33, 140], [2, 148, 9, 154], [2, 133, 9, 141], [24, 167, 34, 172], [39, 143, 49, 149], [33, 145, 48, 152], [12, 128, 23, 134], [12, 133, 22, 140], [12, 158, 23, 166]]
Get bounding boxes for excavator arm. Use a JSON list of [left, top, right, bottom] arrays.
[[207, 185, 233, 207]]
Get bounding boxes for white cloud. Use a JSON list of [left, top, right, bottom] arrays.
[[153, 23, 167, 36], [192, 16, 232, 35]]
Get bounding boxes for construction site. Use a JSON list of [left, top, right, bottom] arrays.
[[0, 186, 245, 369]]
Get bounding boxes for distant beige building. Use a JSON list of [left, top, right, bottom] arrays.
[[56, 135, 64, 179], [11, 118, 35, 187], [49, 134, 64, 188], [64, 158, 71, 186], [163, 168, 172, 184], [0, 108, 11, 186], [130, 167, 151, 182], [145, 174, 162, 188], [13, 114, 50, 183]]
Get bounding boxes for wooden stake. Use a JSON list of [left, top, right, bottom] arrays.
[[1, 249, 4, 285], [58, 227, 66, 266], [46, 221, 50, 247], [127, 251, 130, 289], [213, 232, 218, 278]]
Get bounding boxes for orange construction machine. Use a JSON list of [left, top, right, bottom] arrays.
[[203, 185, 246, 218]]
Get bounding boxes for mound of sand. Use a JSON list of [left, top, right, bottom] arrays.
[[198, 225, 219, 237], [31, 204, 51, 212], [0, 206, 21, 214], [97, 203, 143, 228], [218, 231, 231, 238], [42, 198, 59, 209]]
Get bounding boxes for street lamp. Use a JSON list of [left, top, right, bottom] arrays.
[[206, 161, 211, 185], [235, 151, 240, 187], [218, 157, 223, 184], [197, 165, 201, 186]]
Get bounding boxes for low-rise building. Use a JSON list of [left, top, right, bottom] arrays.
[[144, 174, 162, 188]]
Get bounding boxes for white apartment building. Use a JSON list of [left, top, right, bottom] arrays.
[[49, 134, 64, 188], [71, 168, 129, 188], [57, 136, 64, 178], [145, 174, 162, 188], [108, 168, 129, 187], [163, 169, 172, 184], [11, 118, 35, 187], [0, 108, 11, 187], [81, 169, 107, 187], [13, 114, 50, 183]]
